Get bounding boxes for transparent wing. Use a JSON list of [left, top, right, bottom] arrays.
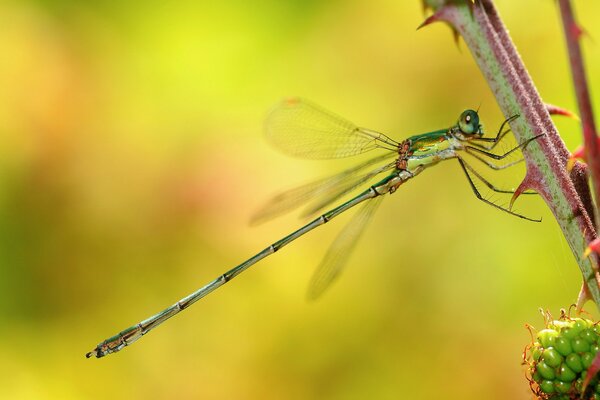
[[307, 195, 384, 300], [251, 153, 396, 225], [301, 161, 395, 218], [265, 98, 399, 159]]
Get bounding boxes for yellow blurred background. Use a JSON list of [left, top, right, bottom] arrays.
[[1, 0, 599, 399]]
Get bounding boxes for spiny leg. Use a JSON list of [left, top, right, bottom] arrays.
[[457, 157, 541, 222], [471, 114, 520, 150], [460, 158, 537, 196], [466, 134, 544, 161], [465, 141, 538, 195], [468, 129, 511, 151], [466, 151, 525, 171], [465, 133, 543, 171]]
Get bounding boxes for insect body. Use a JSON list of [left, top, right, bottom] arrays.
[[86, 99, 539, 358]]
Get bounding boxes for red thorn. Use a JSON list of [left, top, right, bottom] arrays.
[[584, 237, 600, 258], [567, 144, 586, 172], [572, 144, 586, 160], [416, 13, 440, 30], [509, 176, 534, 211], [570, 22, 594, 43], [417, 9, 462, 47], [571, 22, 584, 40], [545, 103, 580, 121], [566, 139, 600, 172]]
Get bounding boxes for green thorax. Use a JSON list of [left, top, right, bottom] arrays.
[[407, 129, 451, 156]]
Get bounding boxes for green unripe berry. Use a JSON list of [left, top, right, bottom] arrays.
[[554, 380, 571, 394], [526, 314, 600, 398], [542, 348, 563, 367], [562, 327, 578, 340], [538, 329, 559, 348], [540, 379, 555, 394], [572, 337, 591, 353], [536, 361, 555, 380], [581, 328, 597, 343], [573, 318, 589, 332], [566, 353, 583, 373], [582, 352, 594, 369], [557, 363, 577, 382], [554, 336, 573, 356]]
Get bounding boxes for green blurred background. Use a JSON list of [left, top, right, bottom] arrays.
[[0, 0, 599, 398]]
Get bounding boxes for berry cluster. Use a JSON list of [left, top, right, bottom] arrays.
[[526, 314, 600, 399]]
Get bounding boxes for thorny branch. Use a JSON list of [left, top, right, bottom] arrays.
[[420, 0, 600, 306]]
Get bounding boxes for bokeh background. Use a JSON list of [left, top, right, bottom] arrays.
[[1, 0, 599, 399]]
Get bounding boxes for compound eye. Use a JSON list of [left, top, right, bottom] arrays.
[[458, 109, 480, 135]]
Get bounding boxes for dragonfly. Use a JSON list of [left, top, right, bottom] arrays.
[[86, 98, 540, 358]]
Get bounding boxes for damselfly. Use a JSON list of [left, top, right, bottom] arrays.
[[86, 98, 540, 358]]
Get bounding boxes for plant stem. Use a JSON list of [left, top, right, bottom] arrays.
[[420, 0, 600, 306], [558, 0, 600, 227]]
